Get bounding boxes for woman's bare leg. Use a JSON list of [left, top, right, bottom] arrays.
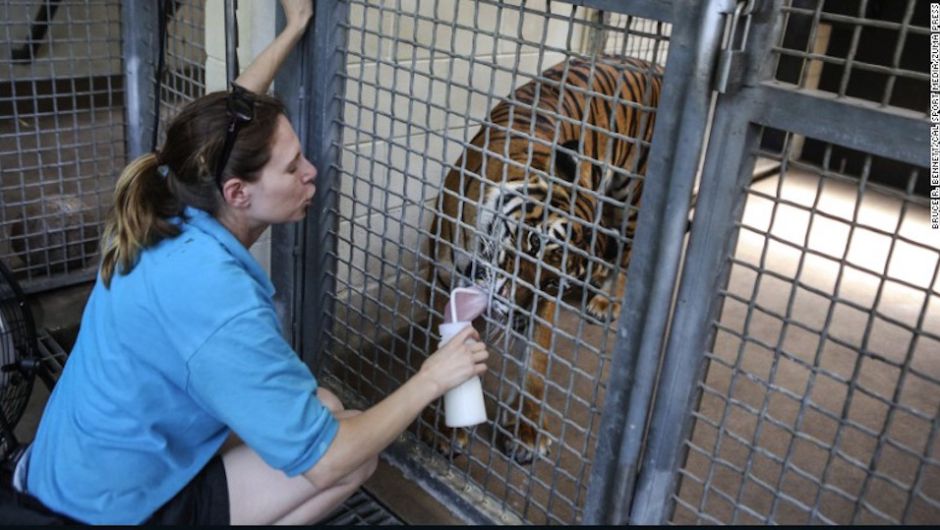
[[223, 388, 377, 525], [272, 448, 377, 525]]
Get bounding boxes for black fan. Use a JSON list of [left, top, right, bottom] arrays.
[[0, 260, 42, 461], [0, 262, 76, 523]]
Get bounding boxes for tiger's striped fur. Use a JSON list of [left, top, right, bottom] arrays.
[[429, 56, 663, 463]]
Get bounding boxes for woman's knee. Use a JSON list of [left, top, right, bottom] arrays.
[[353, 454, 379, 486], [316, 387, 344, 414], [334, 452, 377, 490]]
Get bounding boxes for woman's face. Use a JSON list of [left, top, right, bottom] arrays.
[[245, 115, 317, 224]]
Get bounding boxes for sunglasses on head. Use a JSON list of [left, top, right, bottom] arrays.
[[214, 82, 255, 191]]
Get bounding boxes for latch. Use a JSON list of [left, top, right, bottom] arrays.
[[714, 0, 756, 94]]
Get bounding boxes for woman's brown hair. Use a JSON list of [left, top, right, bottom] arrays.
[[99, 91, 287, 287]]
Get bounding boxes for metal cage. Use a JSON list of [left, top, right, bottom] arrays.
[[634, 0, 936, 525], [274, 0, 711, 524], [273, 0, 935, 525], [155, 1, 207, 148], [662, 6, 938, 525]]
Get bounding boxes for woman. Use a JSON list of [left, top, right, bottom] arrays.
[[18, 0, 488, 524]]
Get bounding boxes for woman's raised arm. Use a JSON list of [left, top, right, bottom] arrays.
[[234, 0, 313, 94]]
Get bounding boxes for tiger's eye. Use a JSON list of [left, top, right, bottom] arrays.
[[527, 231, 541, 252]]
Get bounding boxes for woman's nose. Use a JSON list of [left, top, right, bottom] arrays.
[[303, 160, 317, 183]]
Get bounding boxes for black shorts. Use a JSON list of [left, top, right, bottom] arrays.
[[145, 455, 230, 525], [11, 455, 229, 525]]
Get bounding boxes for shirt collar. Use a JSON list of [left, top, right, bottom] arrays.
[[182, 206, 275, 297]]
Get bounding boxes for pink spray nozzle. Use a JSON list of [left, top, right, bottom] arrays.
[[443, 287, 488, 324]]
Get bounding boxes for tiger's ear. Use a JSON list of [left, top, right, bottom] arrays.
[[553, 140, 582, 184]]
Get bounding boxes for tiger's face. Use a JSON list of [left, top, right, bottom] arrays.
[[490, 212, 600, 324], [456, 147, 608, 325]]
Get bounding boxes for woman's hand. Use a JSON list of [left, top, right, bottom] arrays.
[[280, 0, 313, 32], [303, 327, 488, 491], [418, 326, 489, 399]]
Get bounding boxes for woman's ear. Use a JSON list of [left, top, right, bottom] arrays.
[[222, 178, 251, 208]]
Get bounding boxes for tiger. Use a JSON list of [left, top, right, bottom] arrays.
[[428, 55, 663, 464]]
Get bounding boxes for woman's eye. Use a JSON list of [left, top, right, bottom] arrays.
[[288, 166, 297, 174]]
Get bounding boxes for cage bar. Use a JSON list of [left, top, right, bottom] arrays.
[[121, 0, 157, 161]]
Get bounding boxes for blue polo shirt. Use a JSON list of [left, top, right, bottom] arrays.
[[26, 207, 339, 524]]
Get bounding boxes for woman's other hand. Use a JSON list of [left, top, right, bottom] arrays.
[[418, 326, 489, 399], [280, 0, 313, 32]]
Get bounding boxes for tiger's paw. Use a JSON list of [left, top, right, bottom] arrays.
[[587, 294, 621, 323], [422, 425, 470, 458], [500, 415, 551, 464], [438, 428, 470, 457], [503, 428, 551, 465]]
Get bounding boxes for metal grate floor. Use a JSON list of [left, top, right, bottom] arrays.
[[324, 489, 404, 526]]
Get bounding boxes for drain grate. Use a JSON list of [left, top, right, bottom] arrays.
[[324, 489, 403, 526]]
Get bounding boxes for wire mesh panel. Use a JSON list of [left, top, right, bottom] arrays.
[[602, 12, 672, 61], [768, 0, 929, 197], [0, 0, 124, 291], [773, 0, 927, 112], [654, 0, 938, 525], [317, 0, 672, 524], [673, 130, 938, 525], [155, 0, 206, 148]]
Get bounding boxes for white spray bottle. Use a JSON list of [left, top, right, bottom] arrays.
[[439, 286, 488, 427]]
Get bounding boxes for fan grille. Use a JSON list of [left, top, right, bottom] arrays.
[[0, 261, 39, 456]]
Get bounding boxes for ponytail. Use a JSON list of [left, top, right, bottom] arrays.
[[100, 153, 182, 288], [99, 89, 286, 287]]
